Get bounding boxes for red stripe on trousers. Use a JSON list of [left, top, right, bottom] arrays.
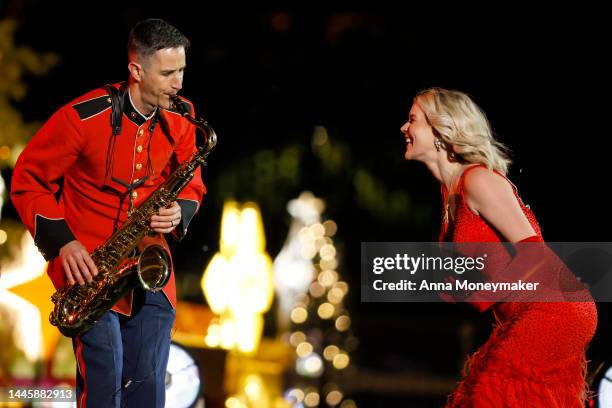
[[75, 337, 87, 407]]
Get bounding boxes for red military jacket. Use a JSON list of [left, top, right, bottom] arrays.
[[11, 83, 206, 315]]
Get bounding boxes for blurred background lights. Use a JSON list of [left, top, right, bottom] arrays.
[[319, 244, 336, 260], [317, 303, 335, 319], [304, 391, 320, 407], [309, 281, 326, 298], [291, 307, 308, 324], [340, 399, 357, 408], [318, 270, 338, 287], [335, 315, 351, 331], [326, 390, 343, 406], [319, 258, 338, 270], [322, 220, 337, 237], [327, 287, 344, 304], [334, 282, 349, 296], [286, 388, 305, 403], [323, 345, 340, 361], [332, 353, 350, 370], [296, 341, 314, 358], [309, 223, 325, 238], [296, 353, 324, 377], [201, 201, 274, 354], [289, 331, 306, 347]]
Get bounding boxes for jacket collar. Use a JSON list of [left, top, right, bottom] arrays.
[[124, 88, 157, 126]]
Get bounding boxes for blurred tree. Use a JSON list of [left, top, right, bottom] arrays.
[[0, 17, 59, 384], [212, 125, 419, 225], [0, 19, 58, 168]]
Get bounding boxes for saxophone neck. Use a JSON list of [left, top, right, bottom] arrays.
[[170, 95, 217, 152], [170, 95, 199, 124]]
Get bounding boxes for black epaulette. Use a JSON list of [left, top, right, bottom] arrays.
[[72, 95, 112, 121]]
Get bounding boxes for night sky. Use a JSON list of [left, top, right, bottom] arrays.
[[2, 2, 611, 406]]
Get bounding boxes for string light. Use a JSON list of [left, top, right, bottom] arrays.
[[335, 315, 351, 331], [317, 303, 335, 319], [322, 220, 337, 236], [309, 223, 325, 238], [289, 331, 306, 347], [323, 345, 340, 361], [319, 258, 338, 270], [278, 195, 353, 406], [296, 341, 314, 358], [318, 270, 338, 287], [319, 244, 336, 260], [309, 281, 326, 298], [291, 307, 308, 324], [334, 281, 349, 296], [286, 388, 305, 403], [326, 390, 343, 406], [304, 391, 320, 407], [332, 353, 350, 370], [327, 287, 344, 304]]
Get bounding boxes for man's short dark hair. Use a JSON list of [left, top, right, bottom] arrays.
[[128, 18, 190, 61]]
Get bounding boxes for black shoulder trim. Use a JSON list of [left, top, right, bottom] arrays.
[[72, 96, 112, 121], [34, 215, 76, 260]]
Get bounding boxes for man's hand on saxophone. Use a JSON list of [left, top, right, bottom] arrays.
[[59, 240, 99, 286], [57, 201, 180, 287], [150, 200, 182, 234]]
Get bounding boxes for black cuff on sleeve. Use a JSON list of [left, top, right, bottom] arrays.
[[34, 215, 76, 261], [171, 199, 198, 242]]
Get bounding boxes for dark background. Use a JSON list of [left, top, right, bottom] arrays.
[[2, 2, 611, 406]]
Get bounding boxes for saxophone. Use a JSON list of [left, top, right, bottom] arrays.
[[49, 95, 217, 337]]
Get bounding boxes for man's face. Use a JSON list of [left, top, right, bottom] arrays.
[[139, 47, 186, 109]]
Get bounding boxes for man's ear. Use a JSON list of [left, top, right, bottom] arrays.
[[128, 61, 144, 82]]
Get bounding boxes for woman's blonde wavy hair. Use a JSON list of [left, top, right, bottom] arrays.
[[415, 87, 512, 175]]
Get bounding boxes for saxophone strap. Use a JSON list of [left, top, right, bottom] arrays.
[[104, 82, 127, 136]]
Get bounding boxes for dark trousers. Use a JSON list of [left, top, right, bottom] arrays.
[[72, 290, 175, 407]]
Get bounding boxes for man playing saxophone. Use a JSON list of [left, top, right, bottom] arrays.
[[10, 18, 206, 407]]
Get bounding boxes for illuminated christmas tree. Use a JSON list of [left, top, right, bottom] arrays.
[[274, 192, 359, 408]]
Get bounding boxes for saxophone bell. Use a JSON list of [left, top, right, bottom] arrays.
[[50, 244, 170, 337], [136, 244, 171, 291]]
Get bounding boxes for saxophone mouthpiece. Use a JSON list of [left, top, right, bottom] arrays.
[[170, 94, 189, 116]]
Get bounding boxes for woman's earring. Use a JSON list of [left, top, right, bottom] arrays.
[[434, 137, 442, 152]]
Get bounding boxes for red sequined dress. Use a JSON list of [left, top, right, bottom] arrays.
[[441, 164, 597, 408]]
